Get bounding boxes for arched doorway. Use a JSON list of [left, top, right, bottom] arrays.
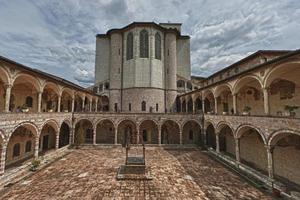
[[139, 120, 158, 144], [117, 120, 137, 145], [218, 124, 235, 158], [237, 126, 267, 174], [41, 82, 59, 112], [182, 121, 201, 145], [59, 122, 70, 148], [206, 123, 216, 149], [161, 120, 180, 144], [194, 97, 202, 113], [6, 124, 37, 169], [269, 131, 300, 188], [215, 85, 233, 115], [75, 119, 93, 144], [96, 119, 115, 144], [203, 91, 214, 113], [61, 89, 73, 112], [39, 123, 57, 155]]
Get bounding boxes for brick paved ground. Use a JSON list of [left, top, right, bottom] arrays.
[[0, 148, 271, 200]]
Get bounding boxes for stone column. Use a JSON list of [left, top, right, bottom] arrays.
[[192, 100, 195, 114], [185, 98, 188, 113], [202, 128, 207, 147], [57, 95, 62, 112], [70, 127, 74, 144], [89, 101, 92, 112], [266, 145, 274, 180], [71, 97, 75, 112], [37, 91, 42, 113], [263, 87, 270, 115], [114, 129, 118, 145], [81, 97, 85, 112], [179, 130, 183, 145], [180, 99, 183, 112], [216, 132, 220, 153], [235, 138, 240, 163], [214, 97, 218, 114], [158, 127, 162, 146], [4, 84, 12, 112], [95, 99, 98, 112], [202, 98, 205, 114], [34, 136, 39, 158], [55, 132, 59, 150], [136, 129, 140, 144], [233, 93, 237, 114], [0, 143, 7, 175], [93, 129, 96, 145]]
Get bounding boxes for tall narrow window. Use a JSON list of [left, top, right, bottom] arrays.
[[156, 103, 158, 112], [155, 33, 161, 60], [126, 32, 133, 60], [129, 103, 131, 111], [25, 140, 32, 152], [141, 101, 146, 111], [13, 143, 20, 157], [140, 30, 149, 58]]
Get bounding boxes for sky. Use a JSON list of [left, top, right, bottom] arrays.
[[0, 0, 299, 87]]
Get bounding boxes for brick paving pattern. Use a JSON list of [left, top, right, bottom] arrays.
[[0, 148, 271, 200]]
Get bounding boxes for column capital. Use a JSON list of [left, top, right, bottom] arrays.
[[265, 145, 274, 152], [4, 83, 12, 89]]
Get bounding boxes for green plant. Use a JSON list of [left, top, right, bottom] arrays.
[[284, 105, 299, 112], [30, 159, 41, 171], [21, 104, 28, 109], [243, 106, 251, 112]]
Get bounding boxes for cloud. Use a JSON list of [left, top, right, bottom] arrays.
[[0, 0, 299, 86]]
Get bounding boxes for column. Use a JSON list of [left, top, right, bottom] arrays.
[[70, 127, 75, 144], [233, 93, 237, 114], [214, 97, 218, 114], [185, 99, 188, 113], [57, 95, 62, 112], [89, 101, 92, 112], [37, 92, 42, 113], [71, 97, 75, 112], [202, 128, 207, 147], [55, 132, 59, 149], [81, 97, 85, 112], [180, 99, 183, 112], [235, 138, 240, 164], [179, 130, 183, 145], [192, 100, 195, 114], [202, 98, 205, 114], [266, 145, 274, 180], [263, 87, 270, 115], [4, 84, 12, 112], [93, 129, 96, 145], [95, 99, 98, 112], [34, 136, 39, 159], [216, 133, 220, 153], [114, 129, 118, 145], [158, 127, 162, 146], [0, 143, 7, 175], [136, 129, 140, 144]]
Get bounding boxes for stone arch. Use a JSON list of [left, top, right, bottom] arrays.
[[204, 120, 215, 130], [40, 121, 58, 154], [42, 82, 60, 96], [75, 118, 94, 128], [0, 66, 10, 84], [10, 121, 39, 139], [139, 119, 159, 144], [95, 119, 115, 144], [161, 120, 180, 144], [74, 119, 94, 144], [59, 121, 70, 148], [12, 73, 42, 92], [235, 124, 266, 145], [216, 121, 234, 134], [0, 128, 6, 143], [60, 88, 73, 112], [214, 84, 233, 114], [214, 84, 233, 97], [117, 119, 137, 145], [205, 121, 216, 149], [232, 74, 263, 94], [268, 129, 300, 146], [182, 120, 202, 145], [217, 122, 235, 158], [40, 119, 60, 135], [203, 90, 215, 113], [181, 119, 202, 130]]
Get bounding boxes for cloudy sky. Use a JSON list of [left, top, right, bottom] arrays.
[[0, 0, 299, 87]]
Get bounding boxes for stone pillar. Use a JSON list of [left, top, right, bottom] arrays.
[[192, 100, 195, 114], [202, 128, 207, 147], [179, 130, 183, 145], [70, 127, 75, 144], [71, 97, 75, 112], [37, 92, 42, 113], [95, 99, 98, 112], [216, 133, 220, 153], [235, 138, 240, 163], [57, 95, 62, 112], [4, 84, 12, 112], [263, 88, 270, 115], [180, 99, 183, 112], [114, 128, 118, 145], [136, 129, 140, 144], [0, 143, 7, 175], [34, 136, 39, 158], [81, 97, 85, 112], [214, 97, 218, 114], [93, 129, 96, 145], [158, 127, 162, 146], [89, 101, 92, 112], [185, 98, 188, 113], [233, 93, 237, 114], [202, 98, 205, 114], [55, 132, 59, 150], [266, 145, 274, 180]]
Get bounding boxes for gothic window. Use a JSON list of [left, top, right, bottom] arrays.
[[25, 96, 33, 107], [140, 30, 149, 58], [25, 140, 32, 152], [155, 32, 161, 60], [129, 103, 131, 111], [141, 101, 146, 111], [126, 32, 133, 60], [13, 143, 20, 157]]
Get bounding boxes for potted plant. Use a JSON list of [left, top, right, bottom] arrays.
[[30, 159, 41, 171], [21, 104, 29, 113], [222, 103, 228, 115], [242, 106, 251, 115], [48, 104, 54, 112], [284, 105, 299, 117]]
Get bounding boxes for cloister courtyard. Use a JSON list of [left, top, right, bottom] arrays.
[[0, 148, 271, 199]]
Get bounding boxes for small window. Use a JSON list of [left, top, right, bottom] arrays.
[[25, 140, 32, 152], [13, 143, 20, 157], [129, 103, 131, 111], [189, 130, 193, 140], [142, 130, 148, 142], [105, 83, 109, 90], [156, 103, 158, 112], [114, 103, 118, 112], [25, 96, 33, 107], [141, 101, 146, 111]]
